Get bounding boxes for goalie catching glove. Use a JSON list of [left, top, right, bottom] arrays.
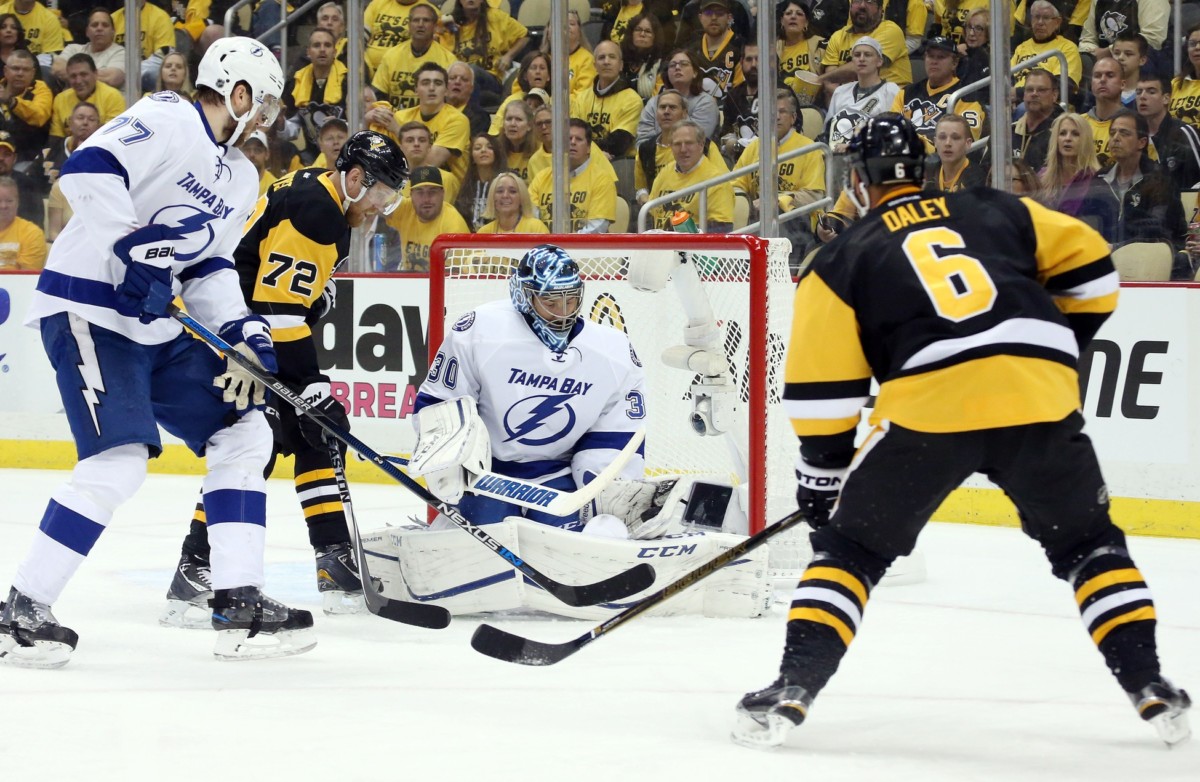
[[590, 476, 691, 539], [796, 458, 846, 528], [408, 397, 492, 504]]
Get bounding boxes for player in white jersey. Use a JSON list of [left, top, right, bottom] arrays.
[[410, 244, 655, 534], [0, 38, 315, 667]]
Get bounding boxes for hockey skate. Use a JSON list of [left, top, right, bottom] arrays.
[[315, 542, 366, 615], [210, 586, 316, 661], [731, 676, 814, 749], [0, 587, 79, 669], [1129, 679, 1192, 746], [160, 552, 214, 629]]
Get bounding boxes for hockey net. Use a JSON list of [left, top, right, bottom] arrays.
[[428, 234, 802, 556]]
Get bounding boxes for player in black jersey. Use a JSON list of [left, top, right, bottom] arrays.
[[732, 115, 1190, 749], [161, 132, 409, 625]]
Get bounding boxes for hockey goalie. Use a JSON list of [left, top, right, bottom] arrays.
[[362, 244, 770, 619]]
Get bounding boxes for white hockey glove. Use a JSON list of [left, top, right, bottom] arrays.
[[213, 316, 277, 411], [409, 397, 492, 504], [595, 477, 691, 539]]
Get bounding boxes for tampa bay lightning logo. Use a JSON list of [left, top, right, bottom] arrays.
[[149, 204, 219, 261], [452, 311, 475, 331], [214, 155, 232, 182], [503, 394, 576, 446]]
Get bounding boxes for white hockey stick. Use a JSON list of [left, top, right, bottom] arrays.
[[376, 429, 646, 516]]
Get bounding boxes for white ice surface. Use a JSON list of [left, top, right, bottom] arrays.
[[1, 468, 1197, 781]]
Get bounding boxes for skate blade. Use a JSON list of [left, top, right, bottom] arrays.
[[1150, 710, 1191, 746], [321, 590, 366, 616], [213, 627, 317, 661], [0, 635, 73, 669], [730, 711, 797, 750], [160, 598, 213, 629]]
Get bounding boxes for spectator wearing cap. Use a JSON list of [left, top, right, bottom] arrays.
[[446, 61, 489, 137], [892, 35, 985, 150], [1138, 74, 1200, 196], [1012, 1, 1082, 92], [0, 173, 45, 270], [819, 0, 911, 97], [242, 131, 277, 197], [528, 119, 618, 233], [372, 2, 456, 110], [52, 8, 125, 89], [823, 37, 901, 151], [385, 165, 468, 272], [284, 28, 350, 159], [0, 49, 51, 162], [1013, 68, 1064, 172], [313, 117, 349, 170], [368, 61, 470, 182], [49, 54, 125, 144], [688, 0, 744, 102], [0, 131, 43, 226], [44, 100, 100, 241], [673, 0, 753, 47], [572, 40, 642, 161]]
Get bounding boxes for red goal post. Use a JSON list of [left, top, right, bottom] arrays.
[[429, 233, 797, 534]]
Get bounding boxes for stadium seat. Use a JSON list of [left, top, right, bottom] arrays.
[[614, 196, 631, 233], [1181, 189, 1198, 223], [517, 0, 590, 27], [611, 157, 636, 207], [442, 0, 510, 14], [733, 193, 750, 231], [1111, 242, 1173, 282], [799, 107, 823, 140]]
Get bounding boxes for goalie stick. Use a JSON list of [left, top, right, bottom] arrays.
[[326, 439, 450, 628], [170, 304, 656, 608], [470, 508, 808, 666]]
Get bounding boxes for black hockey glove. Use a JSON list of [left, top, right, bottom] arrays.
[[795, 459, 846, 529], [296, 381, 350, 448], [305, 279, 338, 326]]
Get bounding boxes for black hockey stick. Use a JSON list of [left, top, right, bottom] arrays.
[[171, 304, 655, 607], [326, 439, 450, 628], [470, 509, 808, 666]]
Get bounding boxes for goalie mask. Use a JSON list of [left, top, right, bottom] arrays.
[[509, 244, 585, 354]]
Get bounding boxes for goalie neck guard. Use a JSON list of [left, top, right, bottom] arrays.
[[509, 244, 585, 353]]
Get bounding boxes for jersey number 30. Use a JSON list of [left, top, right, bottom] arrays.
[[902, 226, 997, 322]]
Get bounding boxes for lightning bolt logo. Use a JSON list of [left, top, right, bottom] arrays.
[[68, 316, 106, 437], [503, 394, 576, 446]]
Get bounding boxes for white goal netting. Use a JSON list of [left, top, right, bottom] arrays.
[[430, 234, 807, 566]]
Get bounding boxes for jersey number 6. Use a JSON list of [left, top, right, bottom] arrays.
[[902, 226, 998, 323]]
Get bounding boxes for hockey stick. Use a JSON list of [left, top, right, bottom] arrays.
[[363, 433, 644, 517], [170, 304, 655, 607], [326, 439, 451, 628], [470, 508, 808, 666]]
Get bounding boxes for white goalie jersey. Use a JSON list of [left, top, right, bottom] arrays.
[[25, 92, 260, 345], [416, 300, 648, 486]]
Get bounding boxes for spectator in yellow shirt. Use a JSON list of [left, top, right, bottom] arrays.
[[368, 62, 470, 181], [441, 0, 529, 83], [242, 130, 278, 197], [0, 174, 46, 270], [384, 165, 469, 272], [49, 54, 126, 141], [45, 101, 101, 242], [112, 0, 176, 92], [528, 119, 617, 233], [371, 2, 456, 109], [5, 0, 63, 63], [476, 170, 549, 235], [0, 49, 51, 162], [646, 118, 734, 232], [311, 116, 349, 170]]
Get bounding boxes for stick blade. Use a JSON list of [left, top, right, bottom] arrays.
[[545, 562, 657, 607], [470, 623, 587, 666], [370, 598, 452, 629]]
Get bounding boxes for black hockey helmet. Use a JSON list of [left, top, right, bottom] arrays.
[[847, 113, 925, 188], [335, 130, 409, 190]]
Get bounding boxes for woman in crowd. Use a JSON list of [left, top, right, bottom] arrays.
[[822, 36, 900, 150], [620, 11, 666, 102], [442, 0, 529, 83], [1171, 23, 1200, 130], [490, 50, 551, 134], [1009, 159, 1040, 195], [637, 49, 719, 144], [955, 8, 990, 102], [1038, 112, 1100, 216], [0, 14, 28, 80], [527, 104, 553, 180], [541, 9, 595, 99], [777, 2, 821, 85], [496, 99, 538, 183], [155, 51, 194, 99], [476, 171, 549, 234], [924, 114, 987, 192], [454, 133, 507, 231]]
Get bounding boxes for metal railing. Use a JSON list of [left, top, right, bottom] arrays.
[[637, 141, 832, 233]]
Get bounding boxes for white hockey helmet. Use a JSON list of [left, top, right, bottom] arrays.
[[196, 36, 286, 142]]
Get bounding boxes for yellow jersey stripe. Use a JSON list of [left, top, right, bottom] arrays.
[[1054, 290, 1120, 315], [787, 607, 855, 645], [801, 566, 869, 605], [1091, 606, 1156, 645], [296, 468, 337, 484], [303, 501, 344, 518], [790, 415, 862, 438]]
